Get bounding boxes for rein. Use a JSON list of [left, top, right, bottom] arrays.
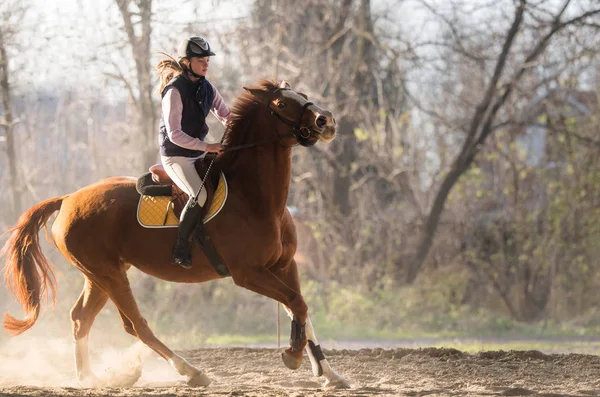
[[268, 88, 314, 144]]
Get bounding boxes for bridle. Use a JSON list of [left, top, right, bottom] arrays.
[[194, 87, 318, 206], [267, 87, 315, 147], [224, 87, 317, 152]]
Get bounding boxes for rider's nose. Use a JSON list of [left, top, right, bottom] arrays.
[[316, 115, 327, 128]]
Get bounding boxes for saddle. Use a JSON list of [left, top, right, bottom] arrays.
[[136, 154, 221, 220], [135, 153, 230, 277]]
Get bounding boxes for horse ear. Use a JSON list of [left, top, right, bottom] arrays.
[[279, 80, 291, 89], [244, 86, 270, 103], [298, 92, 308, 100]]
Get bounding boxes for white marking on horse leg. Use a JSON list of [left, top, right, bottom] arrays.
[[304, 317, 323, 375], [74, 337, 100, 386], [168, 353, 211, 386], [74, 337, 89, 378], [167, 354, 195, 376], [305, 318, 350, 388], [283, 305, 350, 389]]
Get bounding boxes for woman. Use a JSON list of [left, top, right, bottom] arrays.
[[154, 36, 230, 269]]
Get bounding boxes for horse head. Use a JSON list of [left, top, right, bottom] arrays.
[[243, 80, 336, 147]]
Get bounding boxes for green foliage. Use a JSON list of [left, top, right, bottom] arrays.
[[447, 108, 600, 324]]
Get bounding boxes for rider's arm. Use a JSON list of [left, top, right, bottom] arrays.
[[162, 87, 208, 151], [210, 86, 231, 127]]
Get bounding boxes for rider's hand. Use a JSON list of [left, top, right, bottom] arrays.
[[205, 143, 223, 154]]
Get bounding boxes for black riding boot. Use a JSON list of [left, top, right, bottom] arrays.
[[172, 198, 203, 269]]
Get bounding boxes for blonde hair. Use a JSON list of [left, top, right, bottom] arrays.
[[154, 55, 186, 93]]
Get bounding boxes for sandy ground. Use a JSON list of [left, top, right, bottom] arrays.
[[2, 344, 600, 396]]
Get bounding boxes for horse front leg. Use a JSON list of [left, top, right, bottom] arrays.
[[267, 257, 350, 389], [231, 265, 308, 368], [282, 306, 351, 389]]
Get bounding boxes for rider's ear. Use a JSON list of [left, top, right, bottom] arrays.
[[243, 86, 270, 103]]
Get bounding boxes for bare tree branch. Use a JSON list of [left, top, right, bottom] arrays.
[[407, 1, 600, 282]]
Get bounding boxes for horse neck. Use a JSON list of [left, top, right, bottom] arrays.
[[228, 115, 292, 217]]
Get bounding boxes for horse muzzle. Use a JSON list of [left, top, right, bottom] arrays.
[[314, 112, 336, 143], [317, 127, 336, 143]]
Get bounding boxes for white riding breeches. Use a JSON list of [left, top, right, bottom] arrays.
[[161, 155, 207, 207]]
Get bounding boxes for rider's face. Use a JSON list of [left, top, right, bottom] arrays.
[[189, 56, 210, 77]]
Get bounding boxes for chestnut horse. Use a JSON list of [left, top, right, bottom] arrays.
[[1, 80, 349, 389]]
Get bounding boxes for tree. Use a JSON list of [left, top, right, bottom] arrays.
[[0, 0, 29, 221], [242, 0, 410, 231], [114, 0, 157, 169], [408, 0, 600, 282]]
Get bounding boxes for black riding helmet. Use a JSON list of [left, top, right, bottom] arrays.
[[178, 36, 216, 59]]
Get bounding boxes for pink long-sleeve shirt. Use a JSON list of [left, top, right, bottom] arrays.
[[161, 85, 230, 152]]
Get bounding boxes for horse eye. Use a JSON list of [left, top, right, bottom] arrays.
[[277, 102, 286, 109]]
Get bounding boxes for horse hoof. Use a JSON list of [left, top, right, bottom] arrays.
[[78, 373, 103, 388], [281, 348, 303, 370], [324, 375, 351, 390], [187, 372, 211, 387]]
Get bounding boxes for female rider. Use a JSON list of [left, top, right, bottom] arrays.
[[154, 36, 230, 269]]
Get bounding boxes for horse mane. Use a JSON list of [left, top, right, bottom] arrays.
[[222, 79, 279, 149]]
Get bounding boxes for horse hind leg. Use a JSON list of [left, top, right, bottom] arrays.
[[118, 309, 137, 337], [70, 277, 109, 386], [103, 271, 211, 387]]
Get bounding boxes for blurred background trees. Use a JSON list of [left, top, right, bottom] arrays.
[[0, 0, 30, 222], [1, 0, 600, 345]]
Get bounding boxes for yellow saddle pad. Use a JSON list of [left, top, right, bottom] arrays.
[[137, 171, 228, 228]]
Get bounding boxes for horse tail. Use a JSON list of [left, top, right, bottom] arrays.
[[1, 196, 65, 335]]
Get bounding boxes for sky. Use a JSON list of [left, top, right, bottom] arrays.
[[9, 0, 250, 93], [10, 0, 445, 90], [6, 0, 590, 97]]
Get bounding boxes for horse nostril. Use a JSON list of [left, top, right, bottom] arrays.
[[316, 115, 327, 128]]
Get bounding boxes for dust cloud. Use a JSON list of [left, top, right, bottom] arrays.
[[0, 337, 180, 388]]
